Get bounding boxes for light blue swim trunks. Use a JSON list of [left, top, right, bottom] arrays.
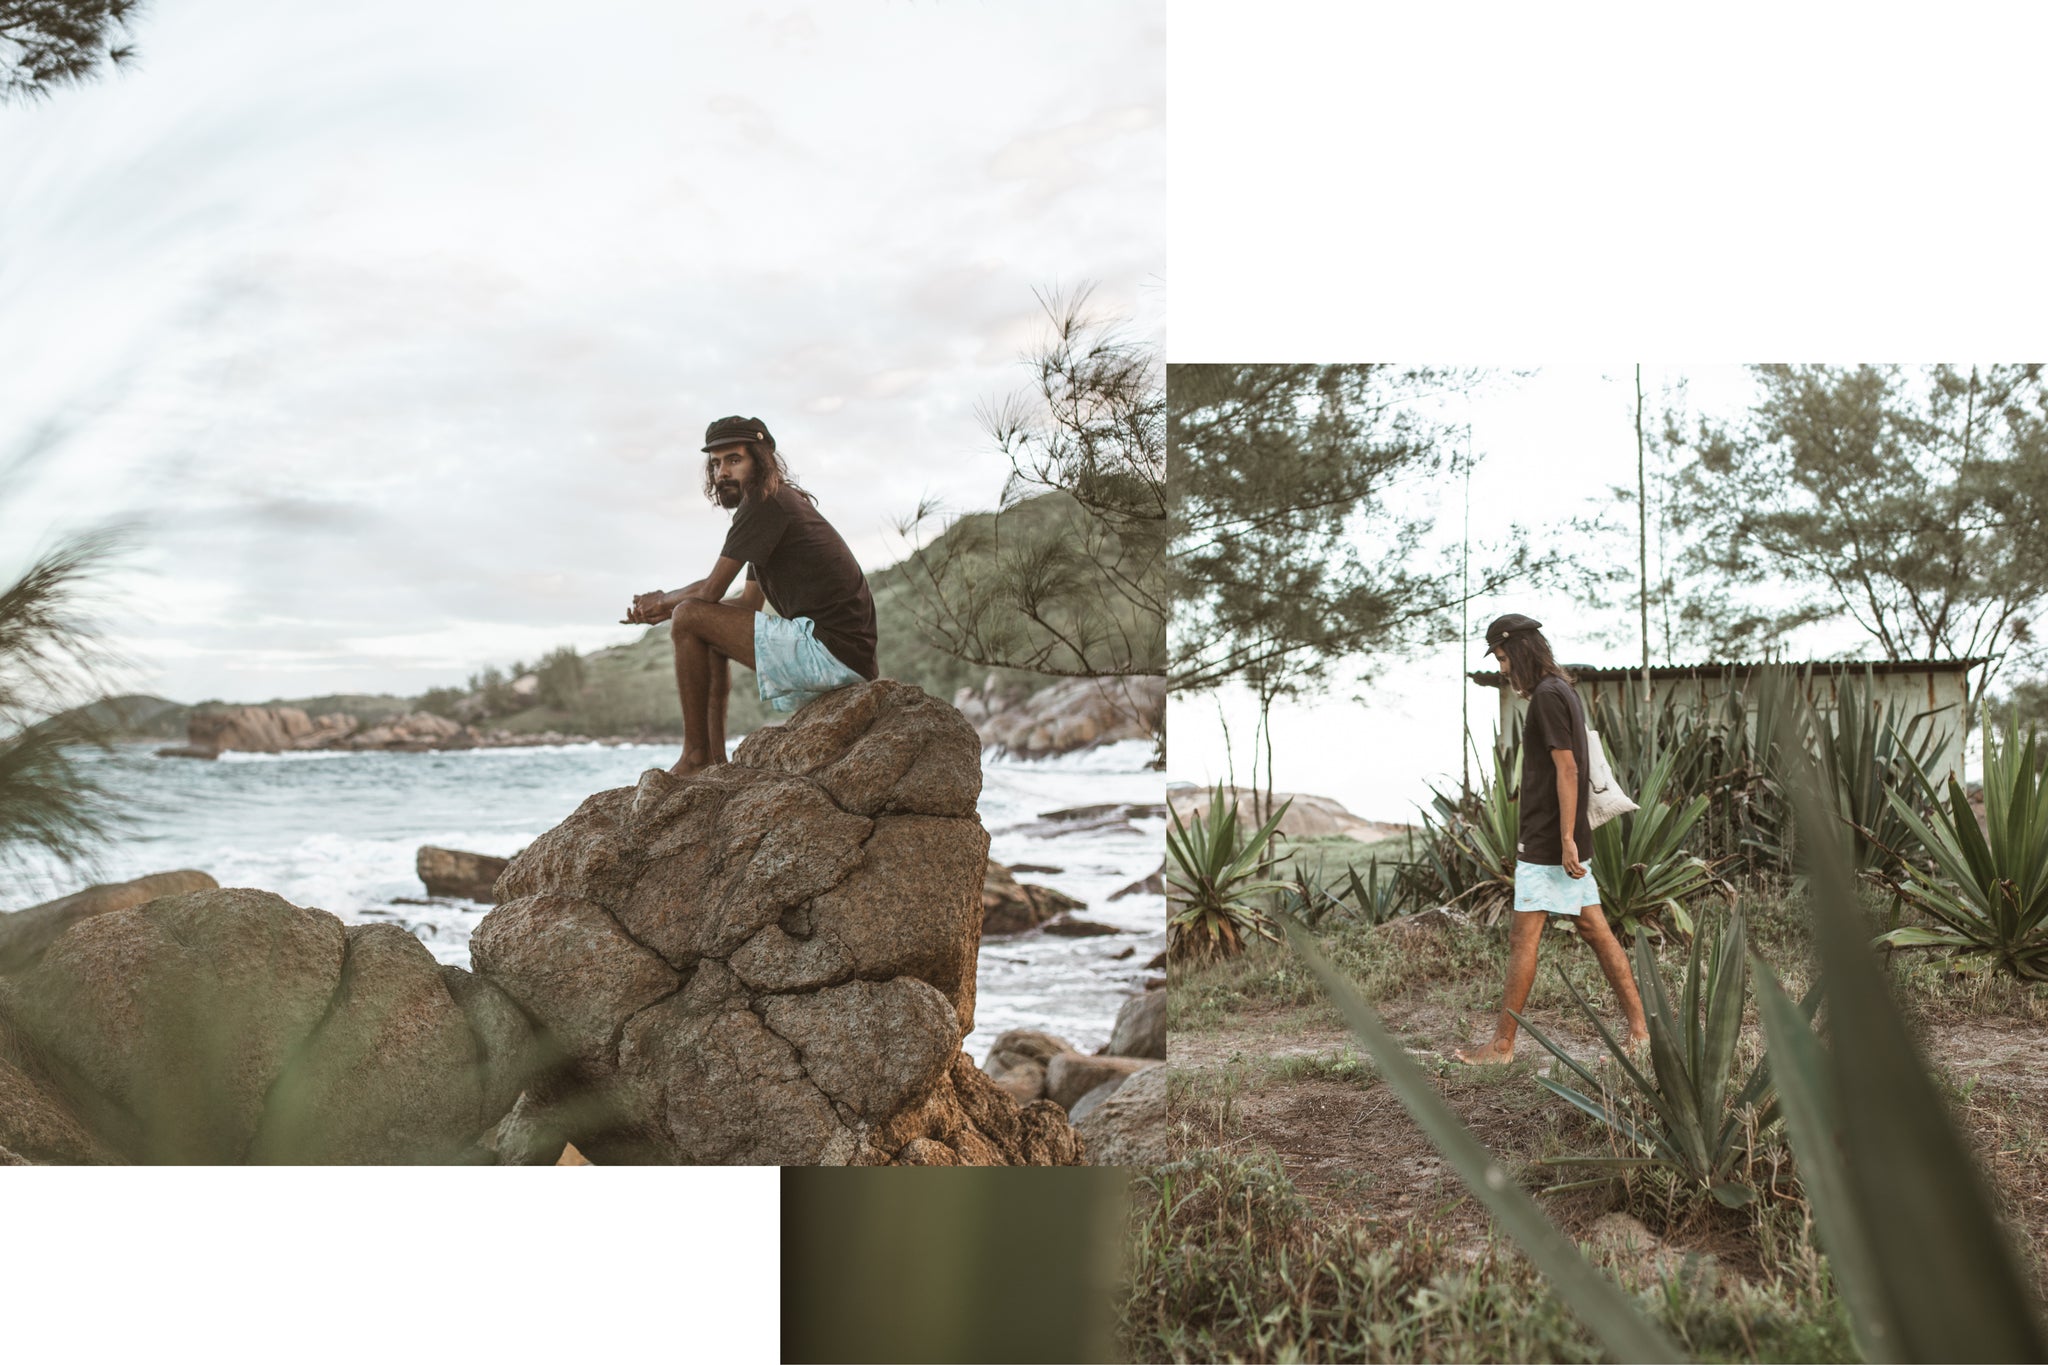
[[754, 614, 866, 713], [1513, 859, 1599, 917]]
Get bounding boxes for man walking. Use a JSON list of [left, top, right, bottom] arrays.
[[623, 416, 878, 775], [1454, 614, 1649, 1064]]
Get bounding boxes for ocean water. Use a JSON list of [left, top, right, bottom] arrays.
[[4, 738, 1164, 1061]]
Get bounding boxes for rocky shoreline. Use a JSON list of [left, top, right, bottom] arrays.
[[0, 681, 1167, 1165], [154, 704, 632, 760]]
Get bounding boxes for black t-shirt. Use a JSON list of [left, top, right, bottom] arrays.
[[1518, 674, 1592, 865], [719, 484, 879, 681]]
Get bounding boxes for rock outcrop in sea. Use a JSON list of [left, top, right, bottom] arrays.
[[471, 680, 1081, 1165]]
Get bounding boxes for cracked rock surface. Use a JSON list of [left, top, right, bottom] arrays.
[[471, 680, 1083, 1165]]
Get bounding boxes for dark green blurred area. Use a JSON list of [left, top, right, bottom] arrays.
[[781, 1169, 1130, 1364]]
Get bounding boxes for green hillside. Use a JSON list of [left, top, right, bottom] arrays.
[[49, 492, 1113, 743]]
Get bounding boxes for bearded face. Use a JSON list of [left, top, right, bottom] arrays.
[[706, 443, 759, 508]]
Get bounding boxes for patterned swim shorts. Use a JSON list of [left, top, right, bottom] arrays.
[[1512, 858, 1600, 917], [753, 614, 866, 713]]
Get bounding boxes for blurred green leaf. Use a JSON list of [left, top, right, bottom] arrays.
[[1284, 919, 1685, 1364]]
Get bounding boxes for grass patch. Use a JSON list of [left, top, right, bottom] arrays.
[[1277, 830, 1422, 886], [1118, 1149, 1858, 1364]]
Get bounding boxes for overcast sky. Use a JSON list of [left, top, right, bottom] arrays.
[[1166, 365, 1996, 823], [0, 0, 1164, 704]]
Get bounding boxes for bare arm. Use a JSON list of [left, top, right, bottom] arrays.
[[624, 558, 754, 623], [1554, 748, 1583, 876]]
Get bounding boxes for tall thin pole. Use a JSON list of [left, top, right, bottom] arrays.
[[1636, 365, 1651, 711], [1462, 424, 1472, 793]]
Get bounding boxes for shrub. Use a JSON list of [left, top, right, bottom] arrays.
[[1166, 785, 1292, 963]]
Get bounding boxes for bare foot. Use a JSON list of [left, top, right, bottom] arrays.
[[1453, 1039, 1516, 1065], [667, 754, 727, 777]]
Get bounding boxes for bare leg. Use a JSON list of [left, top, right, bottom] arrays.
[[1456, 910, 1547, 1063], [668, 601, 758, 775], [708, 651, 731, 761], [1574, 902, 1651, 1044]]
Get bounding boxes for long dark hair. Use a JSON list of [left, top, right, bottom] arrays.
[[1498, 629, 1573, 699], [702, 440, 816, 506]]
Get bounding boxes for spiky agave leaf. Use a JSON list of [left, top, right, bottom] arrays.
[[1878, 714, 2048, 980], [1762, 691, 2048, 1362]]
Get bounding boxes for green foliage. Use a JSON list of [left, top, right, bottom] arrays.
[[1590, 746, 1724, 940], [1814, 675, 1954, 876], [414, 686, 465, 720], [0, 531, 125, 870], [1167, 786, 1294, 963], [1664, 364, 2048, 687], [897, 289, 1164, 701], [0, 0, 146, 103], [1760, 719, 2048, 1362], [1170, 365, 1541, 698], [534, 645, 585, 710], [1121, 1147, 1856, 1365], [1288, 855, 1414, 928], [1589, 677, 1792, 879], [1517, 909, 1816, 1207], [1882, 714, 2048, 981], [1412, 737, 1520, 922]]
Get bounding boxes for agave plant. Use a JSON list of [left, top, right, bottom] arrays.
[[1288, 855, 1415, 927], [1515, 909, 1818, 1207], [1589, 746, 1723, 940], [1815, 671, 1952, 877], [1413, 738, 1520, 922], [1166, 785, 1294, 963], [1879, 715, 2048, 981]]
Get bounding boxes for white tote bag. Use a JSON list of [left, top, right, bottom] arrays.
[[1584, 729, 1638, 828]]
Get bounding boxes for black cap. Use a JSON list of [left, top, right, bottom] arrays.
[[702, 415, 774, 452], [1481, 613, 1543, 663]]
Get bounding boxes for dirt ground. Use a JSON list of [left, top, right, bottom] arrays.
[[1168, 934, 2048, 1297]]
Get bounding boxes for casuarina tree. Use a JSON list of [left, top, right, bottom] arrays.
[[1664, 364, 2048, 702], [1, 0, 147, 103], [1170, 363, 1549, 812], [897, 287, 1165, 743]]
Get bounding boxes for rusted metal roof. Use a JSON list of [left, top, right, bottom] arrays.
[[1468, 658, 1990, 688]]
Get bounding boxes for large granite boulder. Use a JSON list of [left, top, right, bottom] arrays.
[[0, 889, 538, 1163], [471, 680, 1083, 1165], [0, 870, 219, 974]]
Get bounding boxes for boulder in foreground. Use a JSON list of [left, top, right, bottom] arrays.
[[0, 870, 219, 975], [0, 889, 538, 1163]]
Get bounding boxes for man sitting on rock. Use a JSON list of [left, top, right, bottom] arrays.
[[623, 416, 879, 775]]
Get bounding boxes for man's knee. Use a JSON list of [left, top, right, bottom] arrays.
[[669, 600, 708, 639]]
